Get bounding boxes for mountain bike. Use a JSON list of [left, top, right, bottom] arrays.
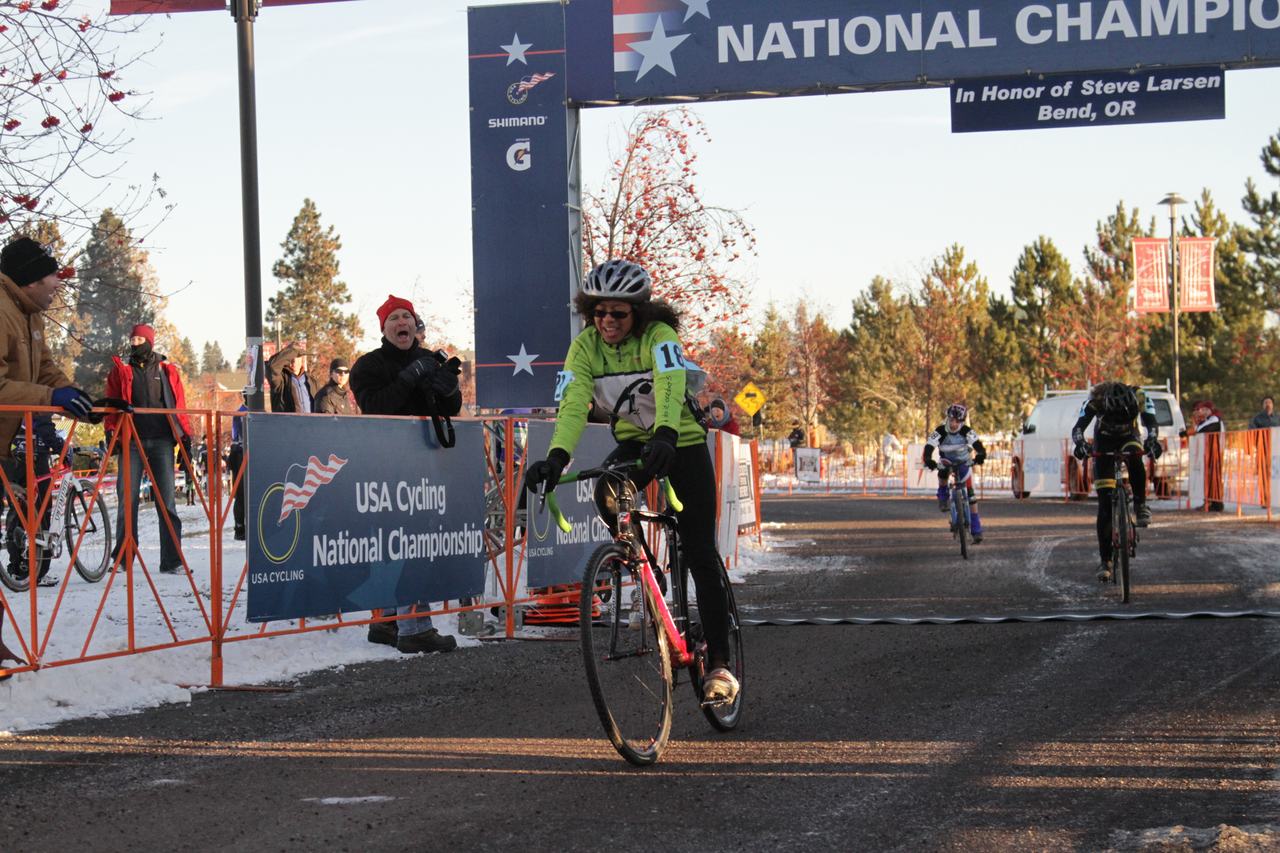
[[0, 444, 113, 593], [539, 461, 745, 766], [939, 458, 973, 560], [1088, 446, 1146, 604]]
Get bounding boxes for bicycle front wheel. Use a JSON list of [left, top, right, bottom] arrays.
[[0, 508, 31, 592], [579, 543, 672, 766], [953, 487, 969, 560], [67, 482, 112, 583], [1115, 494, 1131, 603]]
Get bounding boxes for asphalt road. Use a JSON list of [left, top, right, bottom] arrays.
[[2, 496, 1278, 852]]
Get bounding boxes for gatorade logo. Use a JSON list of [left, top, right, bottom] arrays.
[[506, 138, 531, 171]]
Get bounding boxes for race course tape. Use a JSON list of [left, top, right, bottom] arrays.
[[743, 610, 1280, 626]]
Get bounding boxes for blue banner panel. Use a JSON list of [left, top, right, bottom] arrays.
[[565, 0, 1280, 104], [469, 2, 576, 409], [951, 66, 1225, 132], [245, 414, 487, 622], [524, 422, 619, 588]]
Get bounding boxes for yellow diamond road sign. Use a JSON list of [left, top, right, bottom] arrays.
[[734, 382, 766, 417]]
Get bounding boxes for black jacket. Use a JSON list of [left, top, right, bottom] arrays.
[[349, 339, 462, 418], [314, 381, 358, 415], [266, 344, 324, 413]]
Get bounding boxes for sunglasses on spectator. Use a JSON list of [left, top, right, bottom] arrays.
[[334, 368, 350, 374], [593, 308, 632, 320]]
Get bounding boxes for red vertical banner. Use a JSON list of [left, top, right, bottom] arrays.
[[1132, 237, 1170, 313], [1178, 236, 1217, 312], [109, 0, 225, 13]]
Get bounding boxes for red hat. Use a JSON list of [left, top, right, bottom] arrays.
[[377, 295, 416, 329], [131, 323, 155, 345]]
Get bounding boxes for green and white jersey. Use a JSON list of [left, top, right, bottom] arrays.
[[550, 321, 707, 454]]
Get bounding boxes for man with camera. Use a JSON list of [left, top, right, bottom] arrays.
[[349, 295, 462, 654]]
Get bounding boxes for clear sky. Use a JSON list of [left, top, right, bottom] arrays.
[[101, 0, 1280, 364]]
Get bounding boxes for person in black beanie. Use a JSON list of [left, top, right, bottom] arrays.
[[0, 236, 96, 675], [314, 356, 358, 415]]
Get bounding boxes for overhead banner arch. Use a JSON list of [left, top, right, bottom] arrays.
[[469, 0, 1280, 408]]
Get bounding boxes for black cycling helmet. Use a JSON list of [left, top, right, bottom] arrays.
[[945, 403, 967, 433], [1094, 381, 1139, 418], [583, 259, 652, 303]]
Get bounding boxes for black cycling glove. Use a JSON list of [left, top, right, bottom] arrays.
[[525, 448, 570, 494], [1144, 436, 1162, 459], [640, 427, 678, 480], [1073, 441, 1089, 460]]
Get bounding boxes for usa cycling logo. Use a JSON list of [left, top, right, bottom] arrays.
[[258, 453, 347, 564], [507, 71, 555, 105]]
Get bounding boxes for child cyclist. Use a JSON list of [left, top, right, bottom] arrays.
[[923, 403, 987, 543], [1070, 380, 1161, 581]]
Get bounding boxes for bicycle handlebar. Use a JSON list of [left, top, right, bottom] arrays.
[[539, 460, 683, 534]]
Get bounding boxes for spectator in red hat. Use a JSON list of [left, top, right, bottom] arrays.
[[104, 322, 194, 574], [349, 294, 462, 654]]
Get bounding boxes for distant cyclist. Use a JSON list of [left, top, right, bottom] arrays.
[[923, 403, 987, 543], [524, 259, 738, 704], [1071, 381, 1161, 581]]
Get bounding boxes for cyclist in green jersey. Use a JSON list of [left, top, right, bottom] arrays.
[[525, 260, 738, 704]]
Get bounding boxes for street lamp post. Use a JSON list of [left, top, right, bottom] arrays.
[[1158, 192, 1186, 412]]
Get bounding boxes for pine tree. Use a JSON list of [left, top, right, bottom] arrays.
[[749, 307, 799, 440], [201, 341, 230, 374], [177, 338, 200, 376], [1239, 127, 1280, 306], [1009, 236, 1080, 391], [72, 209, 156, 395], [266, 199, 361, 365], [907, 245, 990, 434]]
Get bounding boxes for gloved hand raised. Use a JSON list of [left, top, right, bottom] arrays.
[[640, 427, 678, 480], [525, 448, 570, 494], [51, 386, 93, 419], [1073, 440, 1090, 460], [1144, 436, 1163, 459]]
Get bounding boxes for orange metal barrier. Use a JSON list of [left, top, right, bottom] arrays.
[[0, 406, 761, 685], [1193, 428, 1274, 521]]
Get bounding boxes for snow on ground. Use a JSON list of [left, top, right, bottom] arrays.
[[0, 501, 474, 733]]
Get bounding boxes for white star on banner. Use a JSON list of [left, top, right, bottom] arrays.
[[501, 32, 532, 66], [680, 0, 711, 22], [632, 18, 690, 81], [507, 343, 539, 376]]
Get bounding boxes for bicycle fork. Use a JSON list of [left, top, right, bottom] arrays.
[[636, 558, 693, 669]]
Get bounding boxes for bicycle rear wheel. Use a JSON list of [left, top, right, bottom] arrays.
[[579, 543, 672, 766], [953, 487, 969, 560], [1, 507, 48, 593], [1114, 494, 1131, 603], [67, 482, 112, 583], [690, 558, 745, 732]]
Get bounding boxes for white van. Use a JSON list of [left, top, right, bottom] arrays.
[[1011, 384, 1186, 498]]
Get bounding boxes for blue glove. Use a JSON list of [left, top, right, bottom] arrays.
[[640, 427, 678, 480], [525, 448, 570, 494], [51, 386, 93, 419]]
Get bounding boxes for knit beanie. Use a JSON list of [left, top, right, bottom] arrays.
[[0, 237, 59, 286], [377, 295, 416, 328]]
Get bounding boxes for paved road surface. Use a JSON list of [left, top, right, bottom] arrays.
[[2, 496, 1277, 851]]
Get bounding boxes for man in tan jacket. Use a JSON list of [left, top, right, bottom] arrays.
[[0, 236, 95, 673]]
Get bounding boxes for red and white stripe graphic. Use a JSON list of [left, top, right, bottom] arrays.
[[613, 0, 684, 73], [1178, 237, 1217, 312], [279, 453, 348, 523], [1132, 238, 1170, 314]]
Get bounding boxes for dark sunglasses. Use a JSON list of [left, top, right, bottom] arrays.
[[593, 308, 632, 321], [334, 368, 350, 374]]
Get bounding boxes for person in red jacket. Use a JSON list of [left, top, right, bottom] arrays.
[[104, 323, 194, 574]]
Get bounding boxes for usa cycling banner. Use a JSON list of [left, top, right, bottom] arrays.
[[564, 0, 1280, 104], [245, 414, 487, 622], [524, 422, 617, 588], [468, 2, 577, 409]]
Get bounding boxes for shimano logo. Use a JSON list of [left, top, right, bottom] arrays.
[[488, 115, 548, 129]]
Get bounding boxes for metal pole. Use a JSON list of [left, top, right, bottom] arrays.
[[233, 0, 265, 412]]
